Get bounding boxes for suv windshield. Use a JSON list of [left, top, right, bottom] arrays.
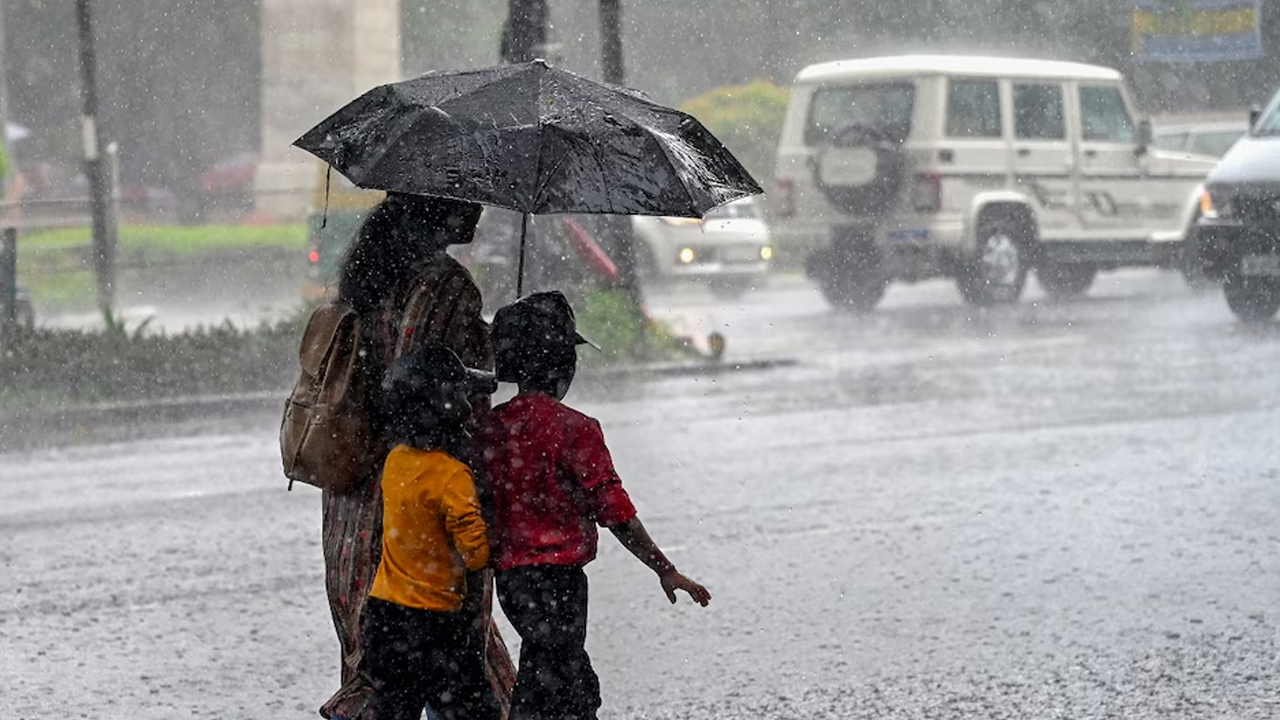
[[805, 82, 915, 146]]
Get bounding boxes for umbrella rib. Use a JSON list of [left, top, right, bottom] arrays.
[[644, 125, 700, 217], [346, 86, 431, 186]]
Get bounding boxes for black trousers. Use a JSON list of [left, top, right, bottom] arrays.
[[496, 565, 601, 720], [360, 597, 502, 720]]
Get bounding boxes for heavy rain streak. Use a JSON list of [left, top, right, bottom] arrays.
[[3, 1, 1280, 719]]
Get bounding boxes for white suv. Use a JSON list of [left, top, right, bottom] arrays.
[[770, 55, 1215, 310]]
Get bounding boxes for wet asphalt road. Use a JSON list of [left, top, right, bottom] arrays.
[[3, 269, 1280, 719]]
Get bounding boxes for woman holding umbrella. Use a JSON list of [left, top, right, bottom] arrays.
[[319, 191, 515, 720]]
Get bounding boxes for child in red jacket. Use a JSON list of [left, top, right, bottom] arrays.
[[477, 291, 711, 720]]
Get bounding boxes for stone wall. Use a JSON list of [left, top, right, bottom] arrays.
[[256, 0, 400, 220]]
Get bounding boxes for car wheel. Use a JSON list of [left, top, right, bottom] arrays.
[[1037, 261, 1097, 300], [958, 215, 1030, 306], [1223, 273, 1280, 322], [1179, 221, 1217, 292]]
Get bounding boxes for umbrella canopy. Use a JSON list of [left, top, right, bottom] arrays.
[[293, 59, 762, 218]]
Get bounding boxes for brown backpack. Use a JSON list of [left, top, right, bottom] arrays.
[[280, 302, 379, 492]]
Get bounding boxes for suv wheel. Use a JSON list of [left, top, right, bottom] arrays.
[[1223, 273, 1280, 322], [808, 246, 887, 313], [1037, 262, 1097, 300], [958, 215, 1030, 306]]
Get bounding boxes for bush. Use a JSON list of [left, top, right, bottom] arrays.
[[0, 287, 702, 410], [0, 310, 307, 408], [680, 79, 790, 185], [574, 287, 700, 367]]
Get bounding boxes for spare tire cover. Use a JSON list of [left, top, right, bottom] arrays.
[[813, 123, 905, 216]]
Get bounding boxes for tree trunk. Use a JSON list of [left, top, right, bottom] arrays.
[[597, 0, 645, 308], [500, 0, 547, 64]]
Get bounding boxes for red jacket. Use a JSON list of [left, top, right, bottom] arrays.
[[477, 393, 637, 571]]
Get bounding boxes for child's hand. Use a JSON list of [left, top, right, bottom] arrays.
[[660, 571, 711, 607]]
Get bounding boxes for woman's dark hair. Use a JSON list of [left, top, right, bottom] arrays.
[[336, 194, 482, 315], [336, 200, 419, 315]]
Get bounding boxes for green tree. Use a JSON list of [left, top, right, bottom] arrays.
[[680, 79, 789, 183]]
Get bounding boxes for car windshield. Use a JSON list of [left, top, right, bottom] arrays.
[[704, 200, 757, 219], [1188, 130, 1244, 157], [805, 82, 915, 146], [1253, 93, 1280, 135]]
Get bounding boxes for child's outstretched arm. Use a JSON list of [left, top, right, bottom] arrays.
[[609, 517, 712, 606]]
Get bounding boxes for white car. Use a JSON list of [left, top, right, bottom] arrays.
[[770, 55, 1216, 310], [631, 196, 772, 297], [1153, 121, 1249, 159]]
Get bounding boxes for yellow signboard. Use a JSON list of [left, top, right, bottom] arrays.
[[1131, 0, 1262, 61]]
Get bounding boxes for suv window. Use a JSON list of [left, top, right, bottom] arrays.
[[1013, 83, 1065, 140], [1080, 86, 1135, 143], [946, 79, 1001, 138], [806, 82, 915, 146], [1153, 131, 1189, 151]]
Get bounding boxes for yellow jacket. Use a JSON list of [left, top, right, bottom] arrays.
[[370, 445, 490, 611]]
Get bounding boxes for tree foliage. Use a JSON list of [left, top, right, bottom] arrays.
[[680, 79, 789, 183]]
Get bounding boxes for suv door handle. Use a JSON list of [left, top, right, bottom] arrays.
[[1016, 148, 1031, 157], [1083, 149, 1098, 159]]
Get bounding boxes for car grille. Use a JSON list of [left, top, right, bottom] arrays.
[[1232, 194, 1280, 223]]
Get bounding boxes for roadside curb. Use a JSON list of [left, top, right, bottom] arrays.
[[0, 356, 798, 447]]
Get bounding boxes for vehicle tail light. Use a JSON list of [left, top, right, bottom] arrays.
[[911, 173, 942, 213], [307, 234, 321, 264], [773, 178, 795, 218]]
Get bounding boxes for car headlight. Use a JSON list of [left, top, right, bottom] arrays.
[[1200, 189, 1233, 220], [678, 247, 697, 264], [760, 246, 773, 261]]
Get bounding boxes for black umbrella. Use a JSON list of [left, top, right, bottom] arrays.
[[294, 59, 762, 294]]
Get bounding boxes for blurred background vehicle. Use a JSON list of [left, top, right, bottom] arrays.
[[1194, 95, 1280, 322], [1152, 120, 1249, 158], [301, 165, 383, 301], [1150, 116, 1251, 289], [630, 196, 771, 298]]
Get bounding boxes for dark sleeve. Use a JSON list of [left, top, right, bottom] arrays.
[[564, 418, 638, 527]]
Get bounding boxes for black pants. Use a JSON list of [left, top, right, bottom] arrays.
[[360, 597, 501, 720], [497, 565, 601, 720]]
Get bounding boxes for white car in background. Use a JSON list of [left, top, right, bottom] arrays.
[[631, 196, 772, 298], [1153, 120, 1249, 158]]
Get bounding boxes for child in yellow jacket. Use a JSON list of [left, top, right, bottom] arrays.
[[360, 342, 501, 720]]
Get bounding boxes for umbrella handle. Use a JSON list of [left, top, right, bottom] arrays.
[[516, 212, 529, 298]]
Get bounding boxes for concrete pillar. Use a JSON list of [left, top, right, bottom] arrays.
[[256, 0, 400, 219]]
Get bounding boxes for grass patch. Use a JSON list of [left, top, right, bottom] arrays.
[[15, 225, 309, 313], [18, 224, 307, 256]]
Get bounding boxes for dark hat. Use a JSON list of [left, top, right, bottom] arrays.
[[382, 342, 498, 402], [492, 292, 598, 382]]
